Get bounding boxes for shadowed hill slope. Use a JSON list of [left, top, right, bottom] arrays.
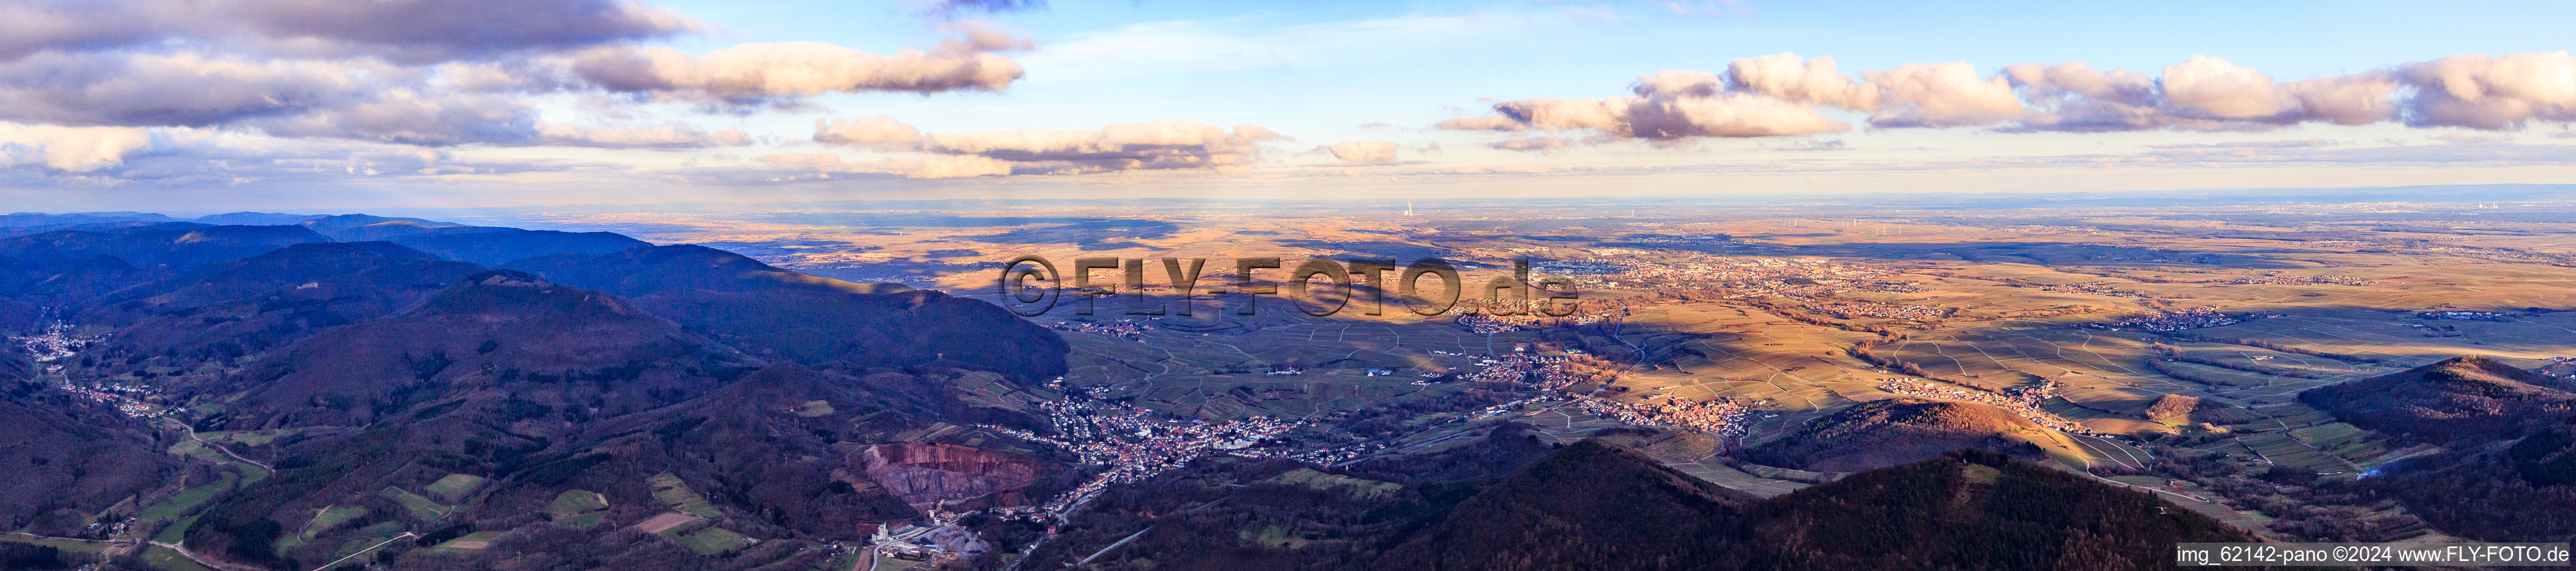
[[1731, 448, 2260, 570], [0, 254, 157, 325], [476, 363, 962, 541], [1026, 429, 2251, 571], [83, 241, 488, 371], [298, 215, 466, 239], [385, 229, 651, 266], [2369, 419, 2576, 544], [0, 345, 24, 383], [226, 270, 753, 427], [1374, 444, 2258, 571], [0, 385, 177, 534], [2302, 356, 2575, 443], [0, 224, 328, 270], [0, 216, 1085, 571], [1369, 439, 1758, 571], [1740, 397, 2057, 472], [504, 244, 910, 296], [506, 245, 1067, 381]]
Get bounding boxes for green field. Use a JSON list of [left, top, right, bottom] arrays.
[[270, 530, 304, 558], [303, 506, 367, 539], [648, 472, 721, 518], [348, 520, 406, 539], [424, 473, 487, 504], [140, 545, 214, 571], [874, 554, 926, 571], [138, 471, 237, 522], [1266, 468, 1403, 499], [547, 489, 610, 528], [196, 428, 298, 446], [380, 486, 452, 521], [2237, 432, 2361, 474], [0, 534, 108, 555], [167, 439, 270, 486], [1662, 458, 1808, 497], [150, 515, 199, 545], [435, 530, 509, 549], [668, 526, 755, 555]]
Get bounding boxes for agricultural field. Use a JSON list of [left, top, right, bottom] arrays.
[[547, 490, 610, 528], [193, 428, 298, 447], [140, 545, 214, 571], [379, 487, 452, 521], [648, 472, 722, 519], [138, 472, 236, 523], [424, 473, 486, 504], [1266, 468, 1404, 500], [434, 531, 509, 550], [302, 506, 366, 539], [668, 526, 755, 555], [0, 535, 108, 556]]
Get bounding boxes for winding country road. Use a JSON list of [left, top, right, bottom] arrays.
[[4, 531, 255, 571], [172, 420, 275, 472]]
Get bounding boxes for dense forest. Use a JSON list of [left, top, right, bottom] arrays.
[[2368, 420, 2576, 544], [0, 217, 1079, 571]]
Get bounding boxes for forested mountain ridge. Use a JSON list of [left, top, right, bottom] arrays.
[[0, 212, 1076, 571]]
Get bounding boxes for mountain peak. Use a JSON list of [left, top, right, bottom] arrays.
[[1743, 397, 2053, 472], [2303, 355, 2574, 443], [409, 270, 651, 321]]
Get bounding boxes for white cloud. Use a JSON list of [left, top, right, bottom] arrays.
[[1864, 61, 2025, 127], [0, 2, 1023, 149], [537, 123, 750, 149], [803, 117, 1284, 175], [0, 122, 158, 172], [1484, 86, 1845, 142], [1319, 140, 1399, 164], [2402, 51, 2576, 130], [0, 52, 399, 128], [1490, 136, 1570, 152], [1433, 116, 1528, 132], [0, 127, 598, 186], [2161, 56, 2298, 118], [566, 37, 1025, 105], [756, 152, 1012, 178], [1726, 54, 1876, 110], [814, 115, 927, 148], [920, 122, 1280, 173], [0, 0, 698, 64], [1452, 50, 2576, 148]]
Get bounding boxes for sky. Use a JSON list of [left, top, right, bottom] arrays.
[[3, 0, 2574, 212]]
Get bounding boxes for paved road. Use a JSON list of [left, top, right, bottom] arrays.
[[305, 532, 415, 571], [848, 546, 877, 571], [171, 419, 274, 472], [4, 531, 258, 571]]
